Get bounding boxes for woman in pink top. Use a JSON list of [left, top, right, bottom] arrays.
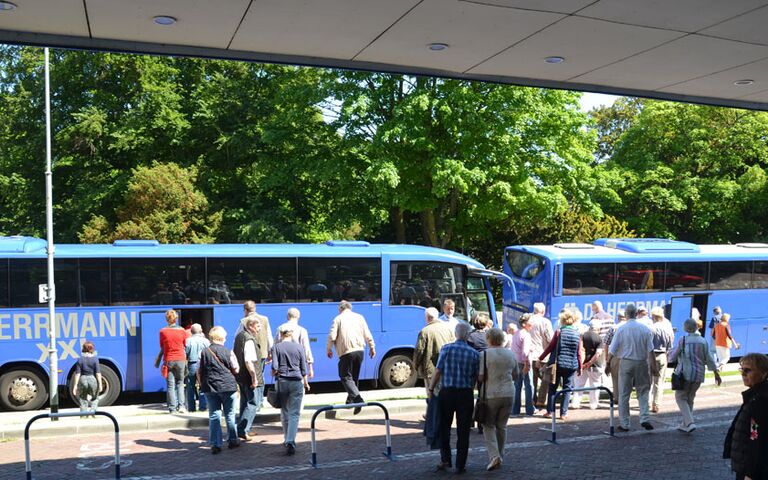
[[511, 314, 535, 416]]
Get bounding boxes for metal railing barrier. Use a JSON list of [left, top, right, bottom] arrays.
[[538, 386, 614, 444], [309, 401, 393, 468], [24, 410, 121, 480]]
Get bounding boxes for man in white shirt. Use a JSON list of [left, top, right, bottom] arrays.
[[609, 303, 654, 431], [439, 299, 460, 331], [327, 301, 375, 414], [275, 308, 314, 379], [529, 302, 553, 411]]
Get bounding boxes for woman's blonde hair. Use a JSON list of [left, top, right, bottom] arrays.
[[208, 326, 227, 343], [559, 308, 576, 326], [740, 353, 768, 376], [165, 309, 178, 324]]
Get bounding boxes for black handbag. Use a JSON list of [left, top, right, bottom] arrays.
[[671, 338, 686, 391], [266, 381, 282, 408], [473, 353, 488, 424]]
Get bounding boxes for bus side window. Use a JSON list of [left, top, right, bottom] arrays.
[[0, 259, 7, 308], [298, 258, 381, 303]]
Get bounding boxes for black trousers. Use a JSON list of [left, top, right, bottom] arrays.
[[438, 387, 474, 469], [338, 350, 364, 404]]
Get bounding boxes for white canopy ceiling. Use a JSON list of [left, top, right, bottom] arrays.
[[2, 0, 768, 110]]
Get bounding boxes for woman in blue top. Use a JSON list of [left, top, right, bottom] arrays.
[[72, 341, 102, 413], [539, 309, 582, 420]]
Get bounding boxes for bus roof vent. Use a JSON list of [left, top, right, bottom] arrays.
[[325, 240, 370, 247], [594, 238, 700, 253], [0, 236, 47, 253], [736, 243, 768, 249], [554, 243, 594, 249], [113, 239, 160, 247]]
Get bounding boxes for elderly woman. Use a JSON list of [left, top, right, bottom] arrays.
[[478, 327, 516, 471], [724, 353, 768, 480], [198, 326, 240, 454], [272, 323, 310, 455], [539, 308, 582, 420], [668, 318, 721, 433]]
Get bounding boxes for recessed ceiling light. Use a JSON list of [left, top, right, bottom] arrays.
[[153, 15, 177, 26], [544, 56, 565, 64], [734, 79, 754, 86], [0, 2, 17, 11], [427, 43, 449, 51]]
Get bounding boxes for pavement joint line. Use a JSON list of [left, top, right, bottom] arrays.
[[94, 417, 735, 480]]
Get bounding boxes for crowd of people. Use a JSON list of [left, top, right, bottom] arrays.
[[75, 296, 768, 478]]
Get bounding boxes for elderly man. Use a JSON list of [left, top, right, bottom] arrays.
[[413, 307, 455, 396], [236, 301, 273, 409], [589, 300, 615, 343], [428, 322, 479, 474], [439, 299, 459, 330], [275, 308, 314, 379], [185, 323, 210, 412], [649, 306, 674, 413], [529, 302, 553, 412], [327, 301, 375, 414], [233, 316, 261, 440], [609, 304, 654, 431]]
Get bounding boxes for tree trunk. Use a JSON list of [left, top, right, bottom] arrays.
[[391, 207, 406, 243], [421, 209, 439, 247]]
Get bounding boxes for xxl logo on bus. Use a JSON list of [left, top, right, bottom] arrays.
[[0, 311, 138, 362], [563, 300, 667, 320]]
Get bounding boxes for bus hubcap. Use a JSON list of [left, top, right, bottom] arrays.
[[390, 362, 411, 385], [10, 377, 37, 404]]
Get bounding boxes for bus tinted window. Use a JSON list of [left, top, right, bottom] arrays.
[[298, 258, 381, 302], [563, 263, 614, 295], [0, 260, 7, 307], [9, 259, 79, 307], [207, 258, 297, 304], [505, 250, 545, 279], [111, 258, 205, 306], [664, 262, 708, 291], [755, 262, 768, 289], [390, 262, 465, 308], [79, 258, 109, 306], [710, 261, 752, 290], [615, 263, 664, 293]]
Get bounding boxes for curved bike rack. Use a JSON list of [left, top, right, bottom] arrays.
[[309, 401, 393, 468], [539, 386, 615, 444], [24, 411, 121, 479]]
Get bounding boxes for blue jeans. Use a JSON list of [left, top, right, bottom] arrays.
[[205, 391, 238, 448], [166, 360, 186, 412], [278, 379, 305, 446], [186, 362, 206, 412], [547, 366, 577, 417], [513, 364, 534, 416], [237, 381, 259, 436]]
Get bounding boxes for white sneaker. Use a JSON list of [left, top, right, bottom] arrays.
[[684, 423, 697, 433]]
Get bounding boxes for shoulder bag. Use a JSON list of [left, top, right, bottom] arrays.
[[671, 337, 687, 391], [266, 380, 282, 408], [473, 352, 488, 424]]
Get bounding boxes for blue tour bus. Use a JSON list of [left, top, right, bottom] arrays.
[[503, 238, 768, 354], [0, 236, 498, 411]]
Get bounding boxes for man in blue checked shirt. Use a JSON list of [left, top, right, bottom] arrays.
[[428, 322, 479, 474]]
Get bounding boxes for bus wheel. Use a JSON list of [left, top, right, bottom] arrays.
[[0, 369, 48, 411], [379, 354, 417, 389], [97, 365, 121, 407]]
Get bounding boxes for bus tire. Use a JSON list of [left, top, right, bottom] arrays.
[[379, 353, 417, 389], [0, 368, 49, 411], [70, 364, 121, 407]]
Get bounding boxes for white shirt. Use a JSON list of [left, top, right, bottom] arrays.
[[609, 319, 653, 361], [529, 314, 553, 358], [439, 314, 460, 332], [274, 321, 314, 364]]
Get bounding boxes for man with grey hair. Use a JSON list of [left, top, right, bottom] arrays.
[[236, 300, 273, 410], [233, 316, 261, 440], [185, 323, 210, 412], [275, 308, 314, 379], [414, 307, 455, 396], [428, 322, 479, 474], [529, 302, 553, 412], [589, 300, 615, 343], [327, 301, 375, 413], [439, 299, 459, 330], [609, 303, 654, 431]]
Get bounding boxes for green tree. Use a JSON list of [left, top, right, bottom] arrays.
[[79, 163, 220, 243]]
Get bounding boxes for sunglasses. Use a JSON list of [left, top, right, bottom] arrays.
[[739, 367, 753, 375]]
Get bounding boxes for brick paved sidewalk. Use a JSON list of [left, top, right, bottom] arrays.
[[0, 382, 743, 480]]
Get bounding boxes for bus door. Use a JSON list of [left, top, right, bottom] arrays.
[[139, 310, 171, 392], [667, 296, 693, 339]]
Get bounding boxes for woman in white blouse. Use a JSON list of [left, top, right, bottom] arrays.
[[478, 327, 517, 471]]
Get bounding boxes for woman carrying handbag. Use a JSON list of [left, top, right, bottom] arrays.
[[477, 327, 517, 471], [539, 309, 582, 420]]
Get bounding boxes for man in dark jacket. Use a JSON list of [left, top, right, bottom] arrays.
[[233, 317, 261, 440]]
